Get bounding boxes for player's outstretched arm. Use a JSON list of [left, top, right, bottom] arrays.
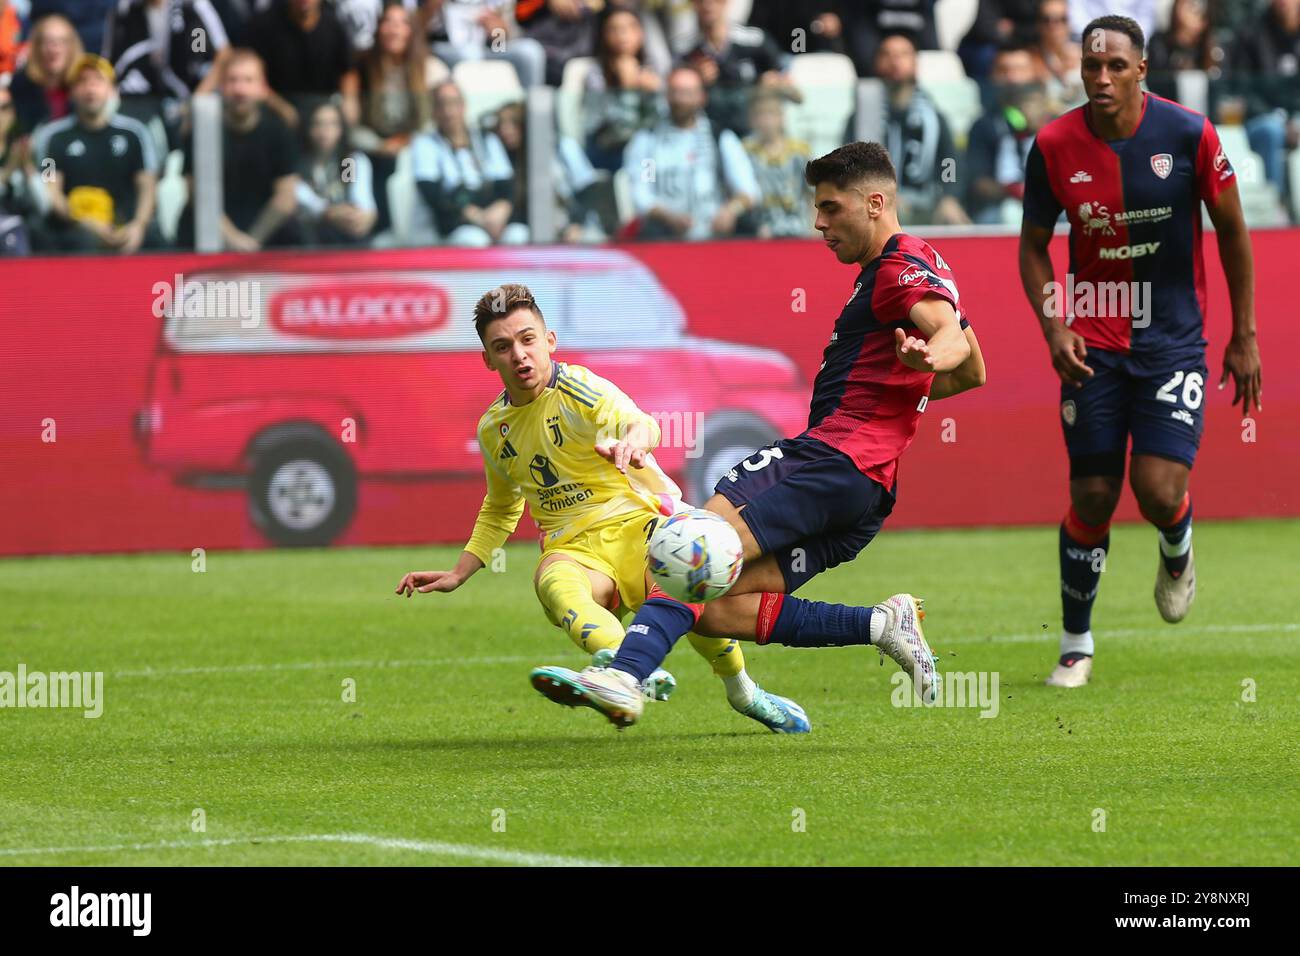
[[1019, 220, 1092, 386], [927, 325, 987, 401], [395, 552, 486, 597], [1206, 182, 1262, 414], [595, 418, 655, 474], [898, 295, 970, 372]]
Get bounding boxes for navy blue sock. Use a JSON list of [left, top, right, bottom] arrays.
[[609, 597, 696, 683], [1060, 523, 1107, 635], [1158, 498, 1193, 577], [764, 595, 874, 648]]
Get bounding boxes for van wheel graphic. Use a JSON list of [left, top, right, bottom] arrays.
[[687, 412, 779, 508], [249, 439, 357, 547]]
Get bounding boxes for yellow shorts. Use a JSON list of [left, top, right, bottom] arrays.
[[539, 510, 660, 617]]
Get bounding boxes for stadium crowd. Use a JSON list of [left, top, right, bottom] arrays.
[[0, 0, 1296, 254]]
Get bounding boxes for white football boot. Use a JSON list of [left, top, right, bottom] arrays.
[[529, 665, 645, 728], [590, 647, 676, 701], [1045, 654, 1093, 688], [1154, 545, 1195, 623], [874, 594, 939, 703]]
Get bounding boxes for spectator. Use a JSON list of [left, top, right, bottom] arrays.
[[1030, 0, 1082, 108], [415, 0, 547, 88], [28, 1, 115, 59], [965, 43, 1051, 224], [340, 0, 444, 231], [741, 89, 812, 238], [1147, 0, 1223, 101], [211, 0, 258, 45], [958, 0, 1039, 81], [516, 0, 599, 88], [876, 32, 968, 225], [1233, 0, 1300, 202], [411, 79, 522, 244], [246, 0, 353, 118], [840, 0, 939, 78], [493, 100, 605, 242], [1, 0, 22, 78], [335, 0, 392, 49], [680, 0, 798, 136], [10, 13, 81, 136], [1069, 1, 1156, 47], [295, 99, 376, 244], [622, 65, 759, 240], [582, 5, 661, 171], [748, 1, 842, 58], [178, 48, 301, 249], [29, 54, 162, 253], [105, 0, 233, 101], [1, 80, 38, 254]]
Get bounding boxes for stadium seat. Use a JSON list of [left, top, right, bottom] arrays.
[[785, 52, 857, 159], [934, 0, 978, 52], [918, 75, 982, 147], [558, 56, 596, 145], [916, 49, 967, 87], [374, 146, 438, 248], [1216, 125, 1285, 227], [612, 166, 633, 228], [452, 59, 525, 128], [155, 150, 187, 244]]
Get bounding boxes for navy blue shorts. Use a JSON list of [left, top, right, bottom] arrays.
[[1061, 348, 1207, 477], [714, 435, 894, 592]]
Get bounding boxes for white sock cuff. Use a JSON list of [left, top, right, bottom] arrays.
[[869, 608, 886, 643], [723, 670, 757, 709], [1060, 629, 1094, 657], [1159, 525, 1192, 557]]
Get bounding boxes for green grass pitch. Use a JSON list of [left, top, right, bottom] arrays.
[[2, 519, 1297, 866]]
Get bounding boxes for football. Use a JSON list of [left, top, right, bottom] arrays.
[[647, 509, 744, 603]]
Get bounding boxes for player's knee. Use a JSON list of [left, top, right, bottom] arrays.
[[1071, 485, 1120, 526], [1133, 483, 1184, 525]]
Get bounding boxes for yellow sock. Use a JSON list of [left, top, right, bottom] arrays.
[[534, 561, 624, 654], [685, 633, 746, 679]]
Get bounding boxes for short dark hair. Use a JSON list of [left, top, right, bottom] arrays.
[[474, 283, 545, 342], [876, 30, 918, 52], [1081, 15, 1145, 56], [804, 141, 897, 190], [994, 39, 1034, 59]]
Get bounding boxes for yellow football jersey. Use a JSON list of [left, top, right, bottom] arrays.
[[464, 362, 682, 565]]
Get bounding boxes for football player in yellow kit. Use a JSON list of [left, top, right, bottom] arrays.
[[395, 284, 809, 732]]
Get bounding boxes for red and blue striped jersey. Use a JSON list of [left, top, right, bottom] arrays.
[[1023, 93, 1235, 359], [806, 233, 967, 488]]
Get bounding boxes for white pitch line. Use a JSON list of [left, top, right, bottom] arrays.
[[939, 621, 1300, 646], [108, 622, 1299, 677], [111, 655, 544, 678], [0, 833, 615, 867]]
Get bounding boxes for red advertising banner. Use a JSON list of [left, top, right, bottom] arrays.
[[1, 233, 1295, 556]]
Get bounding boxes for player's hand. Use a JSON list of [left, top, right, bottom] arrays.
[[1045, 323, 1093, 386], [894, 327, 936, 371], [1220, 333, 1262, 414], [596, 440, 647, 474], [395, 570, 463, 596]]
